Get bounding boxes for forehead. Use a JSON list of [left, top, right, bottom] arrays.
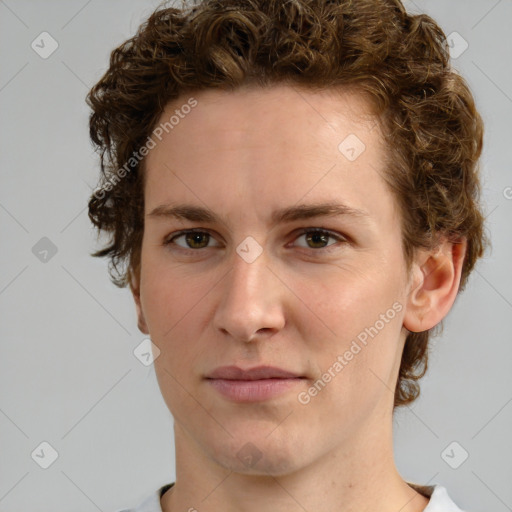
[[143, 84, 398, 227], [151, 83, 379, 151]]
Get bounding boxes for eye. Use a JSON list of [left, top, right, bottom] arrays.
[[163, 228, 347, 254], [292, 228, 347, 250], [164, 229, 221, 250]]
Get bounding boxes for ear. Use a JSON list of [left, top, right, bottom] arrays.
[[129, 265, 150, 335], [403, 236, 467, 333]]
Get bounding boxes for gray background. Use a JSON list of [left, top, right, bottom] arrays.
[[0, 0, 511, 510]]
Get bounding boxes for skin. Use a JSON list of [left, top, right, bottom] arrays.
[[130, 84, 466, 512]]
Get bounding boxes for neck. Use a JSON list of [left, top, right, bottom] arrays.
[[161, 413, 429, 512]]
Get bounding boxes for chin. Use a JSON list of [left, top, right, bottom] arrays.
[[206, 432, 308, 477]]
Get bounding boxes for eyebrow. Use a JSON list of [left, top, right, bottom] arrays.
[[147, 202, 370, 225]]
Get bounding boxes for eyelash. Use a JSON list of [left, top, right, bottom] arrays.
[[163, 227, 348, 254]]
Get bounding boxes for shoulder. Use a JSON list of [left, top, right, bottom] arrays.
[[426, 486, 466, 512], [118, 482, 466, 512], [114, 483, 174, 512], [408, 482, 467, 512]]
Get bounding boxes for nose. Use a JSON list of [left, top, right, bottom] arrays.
[[213, 249, 286, 343]]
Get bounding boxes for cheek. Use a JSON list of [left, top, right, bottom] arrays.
[[140, 261, 210, 409], [290, 261, 399, 339], [139, 247, 209, 335], [290, 263, 405, 387]]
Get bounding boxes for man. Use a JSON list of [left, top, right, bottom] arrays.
[[87, 1, 486, 510]]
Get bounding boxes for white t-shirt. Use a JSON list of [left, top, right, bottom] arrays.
[[117, 482, 466, 512]]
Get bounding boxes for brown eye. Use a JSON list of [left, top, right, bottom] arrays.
[[184, 232, 210, 249], [294, 229, 346, 250], [165, 230, 220, 250], [305, 231, 330, 249]]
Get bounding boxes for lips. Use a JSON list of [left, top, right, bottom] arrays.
[[205, 366, 306, 402], [206, 365, 302, 381]]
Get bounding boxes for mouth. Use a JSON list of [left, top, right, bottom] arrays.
[[205, 365, 307, 402]]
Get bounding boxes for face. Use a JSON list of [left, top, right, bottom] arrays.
[[134, 84, 413, 475]]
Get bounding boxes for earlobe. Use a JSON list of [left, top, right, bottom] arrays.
[[403, 237, 467, 334], [129, 267, 150, 335]]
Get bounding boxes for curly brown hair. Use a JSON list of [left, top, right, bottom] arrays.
[[86, 0, 488, 407]]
